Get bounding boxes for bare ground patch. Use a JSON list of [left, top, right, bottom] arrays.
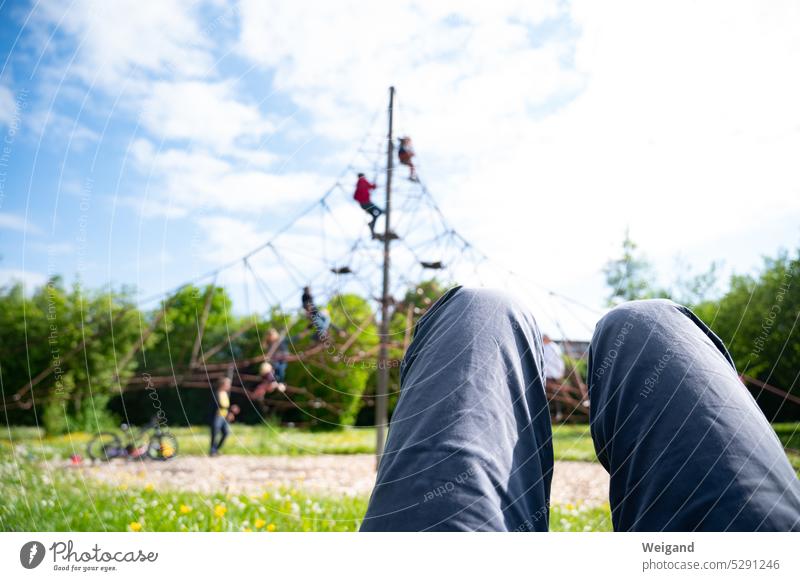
[[72, 455, 609, 506]]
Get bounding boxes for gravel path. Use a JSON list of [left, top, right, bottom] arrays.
[[74, 455, 610, 506]]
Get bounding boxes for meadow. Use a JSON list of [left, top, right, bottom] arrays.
[[1, 423, 796, 532]]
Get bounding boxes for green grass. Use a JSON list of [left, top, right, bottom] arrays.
[[1, 424, 377, 460], [2, 424, 598, 461], [773, 423, 800, 472], [0, 458, 366, 532], [0, 458, 609, 532], [551, 424, 597, 462], [3, 422, 797, 468], [2, 422, 796, 532], [551, 503, 612, 532]]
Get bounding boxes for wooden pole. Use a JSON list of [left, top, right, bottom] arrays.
[[376, 86, 395, 463], [189, 281, 216, 369]]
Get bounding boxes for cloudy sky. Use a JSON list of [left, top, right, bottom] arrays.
[[1, 0, 799, 336]]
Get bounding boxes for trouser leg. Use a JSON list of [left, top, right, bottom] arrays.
[[274, 360, 287, 383], [589, 299, 800, 531], [209, 419, 219, 453], [361, 203, 383, 231], [361, 287, 553, 531], [216, 417, 230, 451]]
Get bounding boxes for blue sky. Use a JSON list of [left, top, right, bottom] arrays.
[[1, 0, 799, 338]]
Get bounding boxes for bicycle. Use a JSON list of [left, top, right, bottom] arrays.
[[86, 416, 178, 461]]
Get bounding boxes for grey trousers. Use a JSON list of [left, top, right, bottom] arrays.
[[360, 287, 800, 531]]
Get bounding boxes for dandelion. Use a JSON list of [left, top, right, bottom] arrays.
[[213, 504, 227, 518], [243, 527, 252, 532], [128, 522, 142, 532], [179, 505, 192, 515], [144, 483, 154, 493], [117, 483, 128, 491], [266, 523, 276, 532], [254, 518, 266, 529]]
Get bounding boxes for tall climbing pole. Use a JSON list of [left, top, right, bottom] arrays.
[[376, 86, 395, 463]]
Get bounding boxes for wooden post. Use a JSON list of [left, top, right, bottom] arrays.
[[189, 282, 216, 369], [375, 86, 395, 463]]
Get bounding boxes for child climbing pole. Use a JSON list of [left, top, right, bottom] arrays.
[[353, 173, 383, 237], [398, 136, 417, 181], [301, 287, 336, 343]]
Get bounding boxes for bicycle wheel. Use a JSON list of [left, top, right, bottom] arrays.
[[87, 432, 122, 461], [147, 432, 178, 461]]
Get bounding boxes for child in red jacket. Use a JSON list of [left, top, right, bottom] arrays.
[[354, 173, 383, 236]]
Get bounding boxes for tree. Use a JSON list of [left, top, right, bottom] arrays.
[[669, 257, 720, 307], [694, 249, 800, 421], [603, 229, 659, 305], [282, 293, 379, 427], [141, 284, 237, 372], [0, 278, 142, 434]]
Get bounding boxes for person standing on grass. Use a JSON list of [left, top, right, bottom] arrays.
[[209, 377, 238, 456]]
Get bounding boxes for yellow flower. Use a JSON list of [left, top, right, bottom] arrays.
[[179, 504, 192, 515], [117, 483, 128, 491], [213, 504, 227, 518], [254, 518, 266, 529], [144, 483, 154, 493], [243, 527, 252, 532], [128, 522, 142, 532], [266, 523, 276, 532]]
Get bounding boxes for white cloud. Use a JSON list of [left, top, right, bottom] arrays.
[[0, 269, 47, 289], [130, 138, 330, 215], [37, 0, 215, 88], [237, 0, 577, 159], [138, 81, 275, 153], [28, 241, 75, 255], [0, 213, 43, 235]]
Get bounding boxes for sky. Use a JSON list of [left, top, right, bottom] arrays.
[[1, 0, 799, 339]]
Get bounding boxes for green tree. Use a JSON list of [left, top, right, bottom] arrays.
[[603, 229, 659, 305], [283, 293, 379, 427], [142, 284, 237, 372], [694, 249, 799, 420], [0, 278, 142, 434]]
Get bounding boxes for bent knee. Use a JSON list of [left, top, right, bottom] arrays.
[[417, 286, 539, 341], [595, 299, 684, 337], [450, 287, 521, 311]]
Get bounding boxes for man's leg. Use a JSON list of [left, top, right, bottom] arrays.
[[216, 418, 230, 452], [361, 287, 553, 531], [589, 299, 800, 531], [209, 419, 219, 455]]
